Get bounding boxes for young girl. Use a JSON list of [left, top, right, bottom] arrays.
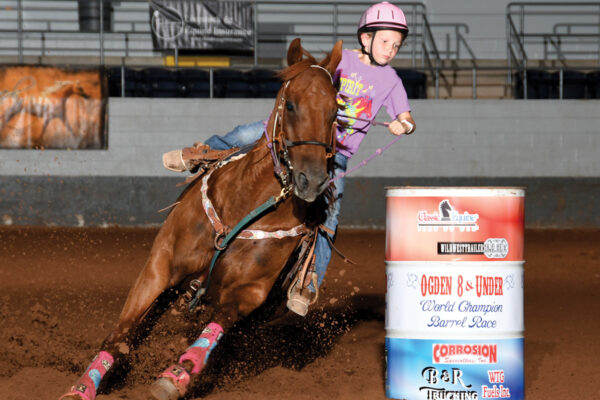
[[163, 1, 416, 315]]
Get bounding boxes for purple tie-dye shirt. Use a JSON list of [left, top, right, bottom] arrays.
[[333, 49, 411, 158]]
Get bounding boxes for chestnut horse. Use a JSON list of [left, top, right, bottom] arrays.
[[60, 38, 342, 400]]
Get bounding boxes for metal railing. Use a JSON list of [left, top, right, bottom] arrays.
[[0, 0, 488, 99], [0, 1, 456, 67], [429, 23, 476, 62], [507, 11, 528, 96], [506, 2, 600, 98], [428, 22, 477, 98], [507, 2, 600, 62], [242, 1, 431, 67]]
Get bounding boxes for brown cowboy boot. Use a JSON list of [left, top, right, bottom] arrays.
[[162, 148, 195, 172], [162, 142, 213, 172], [163, 143, 238, 174]]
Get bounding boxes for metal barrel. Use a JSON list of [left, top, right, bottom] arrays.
[[385, 187, 525, 400]]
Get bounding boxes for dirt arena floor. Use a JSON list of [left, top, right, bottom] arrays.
[[0, 227, 598, 400]]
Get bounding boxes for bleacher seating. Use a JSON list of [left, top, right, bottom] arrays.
[[514, 69, 553, 99], [107, 67, 140, 97], [514, 69, 596, 99], [561, 70, 587, 99], [395, 69, 427, 99], [247, 69, 282, 98], [106, 66, 282, 99], [177, 69, 210, 98], [588, 71, 600, 99], [141, 68, 179, 98], [107, 67, 121, 97], [105, 66, 430, 99], [213, 69, 252, 98]]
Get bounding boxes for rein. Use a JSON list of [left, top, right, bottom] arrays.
[[330, 134, 404, 184], [337, 113, 390, 127], [330, 113, 414, 184]]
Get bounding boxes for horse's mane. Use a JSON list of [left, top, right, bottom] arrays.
[[277, 58, 316, 82], [277, 46, 335, 82]]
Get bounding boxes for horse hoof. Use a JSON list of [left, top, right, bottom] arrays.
[[150, 377, 181, 400], [58, 391, 86, 400]]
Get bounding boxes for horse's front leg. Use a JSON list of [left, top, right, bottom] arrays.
[[150, 280, 271, 400], [60, 247, 176, 400]]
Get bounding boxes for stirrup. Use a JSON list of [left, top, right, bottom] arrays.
[[286, 292, 312, 316], [286, 272, 318, 317]]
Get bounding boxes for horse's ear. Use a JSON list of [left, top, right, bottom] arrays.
[[321, 40, 343, 76], [287, 38, 304, 66]]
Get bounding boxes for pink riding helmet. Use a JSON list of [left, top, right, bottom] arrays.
[[357, 1, 409, 36]]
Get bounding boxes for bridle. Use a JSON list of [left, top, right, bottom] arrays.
[[264, 65, 337, 189]]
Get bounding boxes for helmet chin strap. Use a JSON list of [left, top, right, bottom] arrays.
[[362, 31, 386, 67]]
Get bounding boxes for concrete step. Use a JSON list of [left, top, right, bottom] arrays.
[[427, 84, 512, 99], [445, 70, 510, 86], [525, 59, 600, 69], [423, 64, 513, 98]]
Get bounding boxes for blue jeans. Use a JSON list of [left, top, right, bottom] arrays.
[[207, 121, 347, 289], [205, 121, 264, 150], [313, 152, 347, 289]]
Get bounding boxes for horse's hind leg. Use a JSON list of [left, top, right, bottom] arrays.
[[60, 248, 175, 400]]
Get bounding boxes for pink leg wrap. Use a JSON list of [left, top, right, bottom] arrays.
[[60, 351, 114, 400], [178, 322, 224, 374]]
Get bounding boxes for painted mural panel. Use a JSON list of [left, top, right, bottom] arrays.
[[0, 66, 107, 149]]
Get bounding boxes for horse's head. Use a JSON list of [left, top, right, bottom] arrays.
[[268, 38, 342, 203]]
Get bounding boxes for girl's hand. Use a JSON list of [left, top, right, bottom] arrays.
[[388, 119, 414, 136]]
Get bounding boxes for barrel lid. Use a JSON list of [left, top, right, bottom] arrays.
[[385, 186, 525, 197]]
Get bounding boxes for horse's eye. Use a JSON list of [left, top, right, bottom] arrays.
[[286, 101, 294, 112]]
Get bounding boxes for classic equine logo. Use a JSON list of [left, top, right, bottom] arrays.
[[417, 200, 479, 232], [433, 343, 497, 364]]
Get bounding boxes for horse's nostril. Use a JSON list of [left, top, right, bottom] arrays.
[[297, 172, 308, 191]]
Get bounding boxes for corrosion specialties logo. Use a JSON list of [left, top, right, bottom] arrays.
[[433, 343, 498, 364]]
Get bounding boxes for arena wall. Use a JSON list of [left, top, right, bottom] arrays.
[[1, 98, 599, 229]]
